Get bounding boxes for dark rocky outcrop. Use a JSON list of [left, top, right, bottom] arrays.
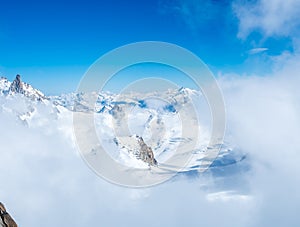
[[0, 202, 18, 227], [136, 136, 157, 166], [9, 75, 23, 94]]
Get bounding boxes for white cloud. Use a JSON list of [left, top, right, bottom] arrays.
[[0, 112, 252, 227], [218, 51, 300, 225], [233, 0, 300, 39], [0, 94, 253, 226], [247, 47, 268, 55]]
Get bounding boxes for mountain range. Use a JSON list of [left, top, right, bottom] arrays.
[[0, 75, 247, 175]]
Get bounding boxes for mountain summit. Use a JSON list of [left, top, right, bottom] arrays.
[[9, 74, 23, 94], [0, 75, 46, 101]]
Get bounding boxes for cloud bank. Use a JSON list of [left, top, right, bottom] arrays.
[[233, 0, 300, 39]]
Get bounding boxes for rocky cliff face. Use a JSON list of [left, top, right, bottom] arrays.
[[9, 75, 23, 94], [115, 135, 158, 167], [0, 202, 18, 227], [136, 136, 157, 166]]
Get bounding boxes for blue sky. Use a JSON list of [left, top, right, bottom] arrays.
[[0, 0, 297, 94]]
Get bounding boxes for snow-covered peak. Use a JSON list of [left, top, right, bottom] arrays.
[[0, 75, 46, 101]]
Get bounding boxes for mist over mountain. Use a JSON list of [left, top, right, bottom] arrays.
[[0, 75, 245, 171], [1, 72, 299, 226]]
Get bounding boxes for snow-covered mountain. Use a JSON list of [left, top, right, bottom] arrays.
[[0, 76, 60, 126], [0, 76, 247, 175], [0, 76, 46, 101]]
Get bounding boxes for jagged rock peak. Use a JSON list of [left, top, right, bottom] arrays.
[[2, 74, 47, 101], [9, 74, 24, 94]]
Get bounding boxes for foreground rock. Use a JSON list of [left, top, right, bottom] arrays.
[[116, 135, 158, 166], [136, 136, 158, 166], [0, 202, 17, 227]]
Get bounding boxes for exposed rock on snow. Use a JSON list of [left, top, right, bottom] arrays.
[[136, 136, 158, 166], [9, 74, 23, 94]]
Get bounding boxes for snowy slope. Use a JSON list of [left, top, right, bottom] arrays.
[[0, 77, 11, 94]]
